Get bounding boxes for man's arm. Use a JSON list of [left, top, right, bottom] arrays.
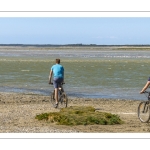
[[62, 67, 64, 83], [140, 81, 150, 94], [49, 70, 53, 84]]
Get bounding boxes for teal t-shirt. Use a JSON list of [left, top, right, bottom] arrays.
[[51, 64, 64, 78]]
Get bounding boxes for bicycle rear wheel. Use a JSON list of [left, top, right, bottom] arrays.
[[138, 101, 150, 123], [50, 91, 55, 107], [58, 92, 68, 108]]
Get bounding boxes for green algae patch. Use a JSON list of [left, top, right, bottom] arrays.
[[35, 106, 124, 125]]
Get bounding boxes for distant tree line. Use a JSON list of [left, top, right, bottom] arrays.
[[0, 44, 150, 47]]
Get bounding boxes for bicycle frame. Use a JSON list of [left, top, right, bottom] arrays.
[[50, 82, 68, 108], [52, 83, 64, 95], [143, 91, 150, 101]]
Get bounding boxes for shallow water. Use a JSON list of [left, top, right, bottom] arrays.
[[0, 47, 150, 100]]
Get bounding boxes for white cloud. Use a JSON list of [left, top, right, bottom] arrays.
[[92, 36, 104, 39], [92, 36, 118, 39], [109, 36, 118, 39]]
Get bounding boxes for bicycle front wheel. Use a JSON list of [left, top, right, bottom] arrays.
[[138, 101, 150, 123], [58, 92, 68, 108]]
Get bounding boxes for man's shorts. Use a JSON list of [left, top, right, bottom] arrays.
[[148, 77, 150, 81], [53, 78, 63, 88]]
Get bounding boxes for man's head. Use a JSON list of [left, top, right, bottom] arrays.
[[56, 59, 60, 64]]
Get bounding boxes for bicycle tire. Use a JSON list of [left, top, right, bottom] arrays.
[[58, 92, 68, 108], [50, 91, 55, 107], [138, 101, 150, 123]]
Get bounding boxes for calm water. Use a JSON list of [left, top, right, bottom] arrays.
[[0, 47, 150, 100]]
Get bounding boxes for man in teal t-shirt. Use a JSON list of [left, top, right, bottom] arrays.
[[49, 59, 64, 108]]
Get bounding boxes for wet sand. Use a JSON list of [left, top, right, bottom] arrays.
[[0, 92, 149, 133]]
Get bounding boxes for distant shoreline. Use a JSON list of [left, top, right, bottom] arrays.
[[1, 44, 150, 51], [0, 44, 150, 47]]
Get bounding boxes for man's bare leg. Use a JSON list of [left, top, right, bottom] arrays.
[[55, 88, 58, 104]]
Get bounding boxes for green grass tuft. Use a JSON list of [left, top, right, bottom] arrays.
[[35, 106, 124, 125]]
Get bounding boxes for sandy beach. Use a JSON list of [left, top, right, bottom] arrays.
[[0, 92, 149, 133]]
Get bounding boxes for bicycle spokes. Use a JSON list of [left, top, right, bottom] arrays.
[[142, 104, 148, 113]]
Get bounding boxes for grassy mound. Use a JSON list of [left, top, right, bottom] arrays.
[[35, 106, 124, 125]]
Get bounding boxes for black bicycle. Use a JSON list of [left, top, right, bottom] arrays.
[[50, 83, 68, 108], [138, 91, 150, 123]]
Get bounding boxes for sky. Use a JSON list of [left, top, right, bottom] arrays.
[[0, 17, 150, 45]]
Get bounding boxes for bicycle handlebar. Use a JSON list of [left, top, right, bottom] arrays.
[[144, 91, 150, 94]]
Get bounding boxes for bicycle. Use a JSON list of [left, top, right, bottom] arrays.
[[138, 91, 150, 123], [50, 83, 68, 108]]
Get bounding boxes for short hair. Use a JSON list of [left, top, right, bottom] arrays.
[[56, 59, 60, 64]]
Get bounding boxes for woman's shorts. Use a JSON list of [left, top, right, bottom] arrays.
[[53, 78, 63, 88]]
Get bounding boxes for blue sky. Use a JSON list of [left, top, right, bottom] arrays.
[[0, 17, 150, 45]]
